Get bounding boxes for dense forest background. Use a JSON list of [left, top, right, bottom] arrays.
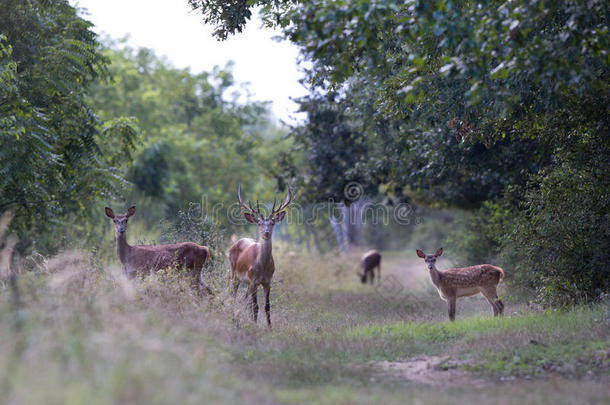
[[1, 0, 608, 306]]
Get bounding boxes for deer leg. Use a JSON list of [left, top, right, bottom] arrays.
[[189, 269, 200, 292], [249, 284, 259, 323], [494, 287, 504, 316], [369, 269, 375, 285], [187, 266, 213, 298], [482, 287, 503, 317], [481, 289, 499, 316], [448, 296, 457, 321], [263, 282, 271, 328], [231, 276, 240, 298], [496, 299, 504, 316], [377, 265, 381, 284], [196, 256, 214, 297]]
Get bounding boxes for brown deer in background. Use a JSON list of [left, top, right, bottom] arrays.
[[229, 186, 292, 327], [358, 250, 381, 284], [105, 206, 213, 295], [416, 248, 504, 321]]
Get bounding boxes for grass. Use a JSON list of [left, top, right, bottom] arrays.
[[346, 308, 609, 374], [0, 246, 608, 404]]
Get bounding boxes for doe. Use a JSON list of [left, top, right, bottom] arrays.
[[105, 206, 213, 295], [416, 248, 504, 321], [358, 250, 381, 284]]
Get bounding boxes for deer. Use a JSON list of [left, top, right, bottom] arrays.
[[105, 206, 213, 296], [416, 248, 504, 321], [229, 186, 292, 327], [358, 250, 381, 284]]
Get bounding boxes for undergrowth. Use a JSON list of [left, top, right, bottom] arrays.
[[0, 247, 608, 404]]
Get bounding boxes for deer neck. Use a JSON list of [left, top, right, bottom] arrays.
[[257, 236, 273, 269], [428, 264, 442, 288], [115, 232, 131, 265]]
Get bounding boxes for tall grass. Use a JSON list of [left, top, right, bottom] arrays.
[[0, 246, 608, 404]]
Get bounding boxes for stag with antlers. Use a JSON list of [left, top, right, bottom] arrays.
[[229, 186, 292, 327]]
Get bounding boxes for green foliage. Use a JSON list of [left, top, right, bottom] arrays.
[[159, 202, 225, 261], [281, 0, 610, 122], [1, 1, 283, 253], [188, 0, 297, 40], [446, 201, 514, 266], [509, 133, 610, 305], [99, 116, 141, 166], [0, 0, 138, 252], [129, 141, 170, 198], [262, 0, 609, 303], [188, 0, 254, 40], [275, 0, 609, 200], [90, 41, 289, 233], [286, 91, 378, 203], [408, 210, 452, 252], [3, 0, 606, 309]]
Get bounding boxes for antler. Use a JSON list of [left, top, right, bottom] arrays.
[[272, 187, 292, 216], [239, 185, 292, 218], [238, 185, 260, 218]]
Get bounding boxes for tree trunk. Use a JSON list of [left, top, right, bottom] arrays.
[[330, 214, 346, 251], [342, 201, 363, 248]]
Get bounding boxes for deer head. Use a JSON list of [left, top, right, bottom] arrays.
[[416, 247, 443, 270], [105, 206, 136, 235], [237, 186, 291, 240]]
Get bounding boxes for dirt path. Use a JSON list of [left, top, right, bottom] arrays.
[[370, 355, 487, 387]]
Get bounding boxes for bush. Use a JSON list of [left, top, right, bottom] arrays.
[[509, 135, 610, 306], [159, 202, 225, 254], [408, 209, 455, 252], [446, 201, 514, 267], [158, 202, 227, 292]]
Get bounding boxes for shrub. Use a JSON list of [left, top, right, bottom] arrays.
[[446, 201, 514, 267], [159, 202, 225, 255], [509, 134, 610, 306], [159, 202, 227, 293]]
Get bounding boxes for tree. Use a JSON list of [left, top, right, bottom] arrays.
[[0, 0, 138, 251], [193, 0, 610, 303], [90, 41, 287, 230], [286, 91, 380, 248], [188, 0, 297, 40]]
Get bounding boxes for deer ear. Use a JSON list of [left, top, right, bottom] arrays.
[[274, 210, 286, 223], [244, 212, 258, 223], [416, 249, 425, 258], [126, 206, 136, 217], [105, 207, 115, 218], [435, 247, 443, 257]]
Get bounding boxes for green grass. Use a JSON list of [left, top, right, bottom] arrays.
[[0, 248, 608, 404], [346, 308, 609, 375]]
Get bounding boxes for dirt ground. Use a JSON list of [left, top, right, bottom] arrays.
[[371, 355, 487, 387]]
